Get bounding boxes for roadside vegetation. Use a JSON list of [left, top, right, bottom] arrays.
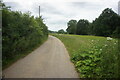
[[51, 7, 120, 78], [2, 2, 48, 69], [52, 34, 119, 78]]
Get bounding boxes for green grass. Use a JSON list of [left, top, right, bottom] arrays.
[[52, 34, 119, 78], [52, 34, 108, 56]]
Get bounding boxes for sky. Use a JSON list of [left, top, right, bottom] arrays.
[[3, 0, 120, 31]]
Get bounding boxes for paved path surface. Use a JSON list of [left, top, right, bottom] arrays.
[[3, 36, 78, 78]]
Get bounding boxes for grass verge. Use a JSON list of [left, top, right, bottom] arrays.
[[52, 34, 119, 78]]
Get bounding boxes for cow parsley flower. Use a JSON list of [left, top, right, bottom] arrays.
[[105, 44, 108, 46], [107, 37, 112, 41], [114, 43, 116, 45]]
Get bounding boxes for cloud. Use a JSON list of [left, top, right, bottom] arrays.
[[3, 0, 120, 31]]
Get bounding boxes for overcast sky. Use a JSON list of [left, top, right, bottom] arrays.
[[3, 0, 120, 31]]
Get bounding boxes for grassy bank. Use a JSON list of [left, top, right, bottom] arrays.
[[52, 34, 119, 78]]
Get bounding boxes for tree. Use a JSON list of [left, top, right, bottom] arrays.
[[76, 19, 89, 35], [66, 20, 77, 34], [92, 8, 120, 37], [58, 29, 65, 34]]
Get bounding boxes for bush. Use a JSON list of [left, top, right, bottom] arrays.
[[2, 3, 48, 68]]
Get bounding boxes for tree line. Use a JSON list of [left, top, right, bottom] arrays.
[[66, 8, 120, 38], [2, 2, 48, 68]]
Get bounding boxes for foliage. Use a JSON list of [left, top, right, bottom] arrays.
[[2, 3, 48, 69], [66, 8, 120, 38], [66, 20, 77, 34], [58, 29, 66, 34], [76, 19, 89, 35], [72, 48, 102, 78], [91, 8, 120, 37], [52, 34, 119, 78], [48, 30, 57, 33]]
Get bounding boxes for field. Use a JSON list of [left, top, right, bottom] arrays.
[[52, 34, 119, 78]]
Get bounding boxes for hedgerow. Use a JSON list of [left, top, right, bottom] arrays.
[[2, 3, 48, 68]]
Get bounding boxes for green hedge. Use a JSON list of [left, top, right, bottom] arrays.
[[2, 3, 48, 68]]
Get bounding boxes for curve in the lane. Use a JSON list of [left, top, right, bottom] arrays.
[[3, 35, 79, 78]]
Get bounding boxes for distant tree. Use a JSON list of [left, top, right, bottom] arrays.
[[87, 23, 93, 35], [48, 30, 57, 33], [66, 20, 77, 34], [58, 29, 65, 34], [92, 8, 120, 37], [76, 19, 89, 35], [66, 8, 120, 38]]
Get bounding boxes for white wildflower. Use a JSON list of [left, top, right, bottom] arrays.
[[114, 43, 116, 45], [105, 44, 108, 46], [107, 37, 112, 41], [58, 34, 62, 35], [100, 49, 102, 51], [92, 40, 94, 42]]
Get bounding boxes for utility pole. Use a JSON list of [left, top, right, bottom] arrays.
[[39, 6, 40, 18], [118, 1, 120, 15], [39, 6, 41, 27]]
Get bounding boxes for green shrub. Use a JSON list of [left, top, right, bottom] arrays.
[[2, 3, 48, 69]]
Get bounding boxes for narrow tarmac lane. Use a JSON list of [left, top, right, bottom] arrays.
[[3, 35, 78, 78]]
